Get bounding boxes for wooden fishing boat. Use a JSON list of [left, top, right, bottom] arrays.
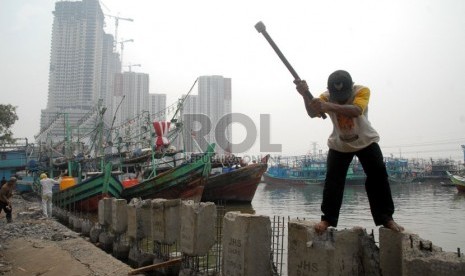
[[263, 156, 326, 185], [121, 144, 215, 202], [201, 155, 270, 203], [411, 159, 457, 184], [53, 162, 124, 212], [385, 157, 414, 184], [264, 155, 366, 186], [0, 139, 31, 180], [446, 171, 465, 193]]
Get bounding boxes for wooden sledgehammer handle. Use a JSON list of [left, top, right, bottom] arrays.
[[255, 21, 327, 119]]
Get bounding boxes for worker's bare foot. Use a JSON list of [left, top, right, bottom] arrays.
[[383, 220, 404, 232], [314, 221, 330, 235]]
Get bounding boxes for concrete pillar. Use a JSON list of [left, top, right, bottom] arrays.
[[73, 217, 83, 233], [111, 199, 128, 235], [90, 223, 102, 243], [379, 228, 407, 276], [152, 198, 181, 244], [180, 200, 216, 256], [113, 239, 130, 260], [127, 198, 145, 241], [288, 220, 378, 276], [81, 219, 93, 237], [140, 199, 152, 239], [151, 199, 165, 243], [98, 198, 113, 227], [68, 216, 75, 228], [380, 228, 465, 275], [222, 212, 272, 276], [99, 231, 115, 252]]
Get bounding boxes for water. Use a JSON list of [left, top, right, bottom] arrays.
[[239, 181, 465, 253]]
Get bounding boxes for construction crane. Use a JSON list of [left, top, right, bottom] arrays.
[[104, 14, 134, 51], [123, 64, 141, 72], [118, 39, 134, 67]]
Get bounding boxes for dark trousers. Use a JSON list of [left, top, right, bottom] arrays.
[[321, 142, 395, 227], [0, 201, 12, 222]]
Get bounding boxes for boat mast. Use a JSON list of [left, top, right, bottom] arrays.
[[64, 113, 73, 176], [146, 110, 157, 178]]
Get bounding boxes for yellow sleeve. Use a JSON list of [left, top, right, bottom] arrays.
[[353, 87, 370, 113], [319, 91, 329, 102]]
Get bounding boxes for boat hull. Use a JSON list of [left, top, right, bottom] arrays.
[[264, 172, 366, 186], [202, 162, 268, 203], [263, 173, 311, 185], [447, 172, 465, 193], [16, 176, 35, 193], [53, 170, 123, 212], [121, 144, 215, 202]]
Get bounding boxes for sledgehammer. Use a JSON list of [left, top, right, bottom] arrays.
[[254, 21, 326, 119]]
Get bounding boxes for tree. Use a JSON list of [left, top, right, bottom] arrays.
[[0, 104, 19, 144]]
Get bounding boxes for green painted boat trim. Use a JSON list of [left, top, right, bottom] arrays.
[[121, 144, 215, 199], [53, 162, 123, 207]]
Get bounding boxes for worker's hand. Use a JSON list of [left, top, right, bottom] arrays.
[[294, 80, 309, 97], [309, 98, 324, 113]]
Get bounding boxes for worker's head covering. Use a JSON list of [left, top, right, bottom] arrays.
[[40, 173, 47, 180], [327, 70, 354, 104], [6, 177, 17, 186]]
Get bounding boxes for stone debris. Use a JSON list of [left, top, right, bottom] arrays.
[[0, 192, 132, 275]]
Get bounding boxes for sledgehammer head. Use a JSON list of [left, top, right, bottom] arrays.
[[255, 21, 266, 33]]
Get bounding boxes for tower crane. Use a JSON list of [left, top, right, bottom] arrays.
[[123, 64, 141, 72], [104, 14, 134, 51], [118, 39, 134, 68]]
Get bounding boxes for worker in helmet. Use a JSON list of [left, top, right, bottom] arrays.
[[39, 173, 62, 218]]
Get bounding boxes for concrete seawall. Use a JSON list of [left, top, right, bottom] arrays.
[[54, 198, 465, 275]]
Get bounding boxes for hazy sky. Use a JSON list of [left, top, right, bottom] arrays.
[[2, 0, 465, 161]]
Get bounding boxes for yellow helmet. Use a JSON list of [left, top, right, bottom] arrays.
[[40, 173, 47, 180]]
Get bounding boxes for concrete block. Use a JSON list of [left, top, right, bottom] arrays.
[[98, 198, 113, 226], [111, 199, 128, 235], [380, 227, 465, 276], [379, 228, 410, 276], [222, 211, 272, 276], [288, 220, 378, 276], [152, 199, 167, 243], [180, 200, 216, 256], [152, 198, 181, 244], [140, 199, 152, 239], [89, 224, 102, 243], [68, 216, 74, 227], [81, 219, 93, 237], [127, 198, 145, 241], [73, 217, 83, 232], [113, 239, 130, 260], [404, 251, 465, 276], [99, 231, 115, 252]]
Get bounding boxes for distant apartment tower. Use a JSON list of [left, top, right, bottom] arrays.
[[101, 33, 121, 125], [114, 72, 149, 125], [197, 75, 232, 154], [149, 94, 167, 121], [176, 94, 198, 153], [39, 0, 109, 141]]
